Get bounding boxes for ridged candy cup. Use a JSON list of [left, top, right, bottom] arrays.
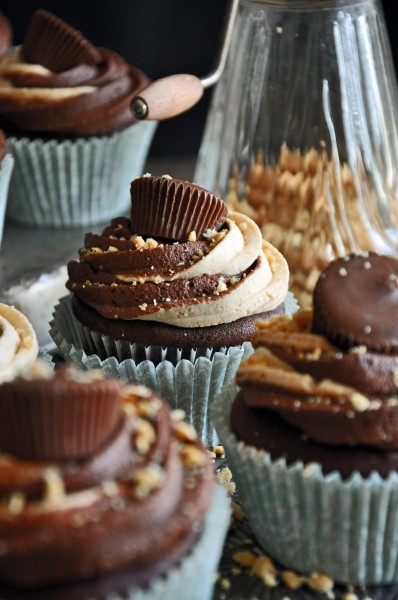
[[212, 384, 398, 586], [5, 121, 157, 228], [0, 153, 13, 246]]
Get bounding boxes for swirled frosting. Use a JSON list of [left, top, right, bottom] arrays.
[[0, 11, 149, 137], [237, 307, 398, 449], [0, 366, 214, 588], [0, 303, 38, 383], [66, 210, 289, 329], [237, 253, 398, 453]]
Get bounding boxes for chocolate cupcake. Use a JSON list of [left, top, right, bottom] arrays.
[[0, 10, 156, 227], [0, 363, 230, 599], [212, 252, 398, 585], [0, 128, 13, 246], [50, 174, 292, 445]]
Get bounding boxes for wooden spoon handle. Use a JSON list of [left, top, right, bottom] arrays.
[[131, 74, 204, 121]]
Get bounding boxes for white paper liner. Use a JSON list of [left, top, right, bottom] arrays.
[[212, 384, 398, 586], [50, 295, 253, 446], [38, 347, 55, 369], [0, 154, 14, 248], [5, 121, 157, 228]]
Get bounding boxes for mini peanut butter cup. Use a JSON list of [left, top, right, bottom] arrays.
[[22, 9, 102, 73], [130, 175, 228, 241], [0, 364, 124, 461], [312, 253, 398, 353]]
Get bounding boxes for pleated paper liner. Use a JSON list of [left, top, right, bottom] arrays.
[[50, 294, 254, 447], [212, 384, 398, 586], [6, 120, 157, 228], [0, 153, 13, 247]]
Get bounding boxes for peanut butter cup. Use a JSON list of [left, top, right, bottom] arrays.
[[0, 364, 123, 461], [130, 175, 228, 241], [22, 10, 102, 73], [312, 253, 398, 353]]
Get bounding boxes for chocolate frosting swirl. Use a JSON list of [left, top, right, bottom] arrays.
[[0, 368, 214, 589], [0, 11, 149, 137], [236, 254, 398, 451], [66, 209, 289, 329]]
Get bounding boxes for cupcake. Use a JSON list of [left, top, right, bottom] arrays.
[[0, 302, 38, 381], [0, 9, 156, 228], [0, 362, 230, 599], [0, 129, 13, 247], [212, 252, 398, 585], [51, 174, 291, 445]]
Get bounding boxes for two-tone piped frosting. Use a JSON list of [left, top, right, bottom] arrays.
[[234, 254, 398, 463], [0, 10, 149, 137], [0, 303, 38, 383], [66, 174, 289, 331], [0, 364, 214, 589]]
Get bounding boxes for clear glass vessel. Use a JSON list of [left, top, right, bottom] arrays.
[[194, 0, 398, 306]]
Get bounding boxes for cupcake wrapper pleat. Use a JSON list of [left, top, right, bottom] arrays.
[[0, 154, 14, 247], [212, 384, 398, 585], [50, 295, 253, 446], [6, 121, 157, 228]]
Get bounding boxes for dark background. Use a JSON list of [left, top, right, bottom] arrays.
[[0, 0, 397, 157]]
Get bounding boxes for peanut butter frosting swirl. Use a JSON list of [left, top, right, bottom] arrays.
[[0, 366, 214, 588], [66, 210, 289, 328], [0, 11, 149, 137], [237, 254, 398, 450], [0, 303, 38, 383]]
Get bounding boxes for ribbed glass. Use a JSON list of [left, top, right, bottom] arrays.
[[194, 0, 398, 305]]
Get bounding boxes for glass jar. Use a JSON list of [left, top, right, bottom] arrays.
[[194, 0, 398, 306]]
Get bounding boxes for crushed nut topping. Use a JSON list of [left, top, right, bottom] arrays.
[[134, 419, 156, 455], [43, 468, 66, 508], [216, 467, 236, 496], [131, 464, 165, 499], [180, 444, 207, 469], [174, 421, 198, 443]]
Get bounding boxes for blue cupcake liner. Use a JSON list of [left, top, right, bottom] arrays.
[[0, 154, 14, 247], [212, 384, 398, 586], [6, 121, 157, 228]]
